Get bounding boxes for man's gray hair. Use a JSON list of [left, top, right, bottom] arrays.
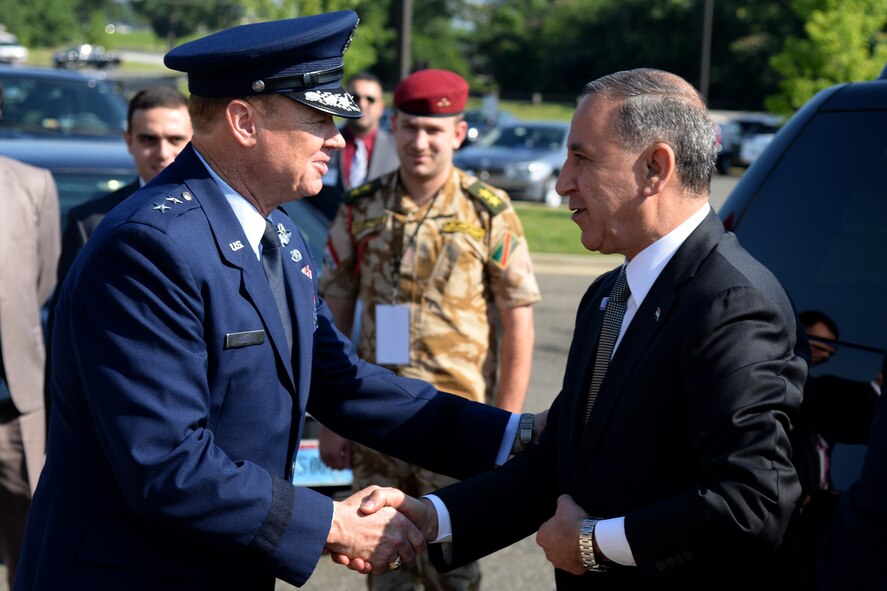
[[581, 68, 717, 195]]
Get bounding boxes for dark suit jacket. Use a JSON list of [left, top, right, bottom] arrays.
[[313, 127, 400, 220], [17, 145, 509, 591], [817, 371, 887, 590], [57, 179, 139, 288], [429, 211, 806, 590]]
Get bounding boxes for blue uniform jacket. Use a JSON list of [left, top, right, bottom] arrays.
[[16, 146, 509, 590]]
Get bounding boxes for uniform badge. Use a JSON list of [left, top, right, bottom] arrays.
[[291, 249, 302, 263], [165, 196, 183, 205], [655, 307, 661, 322], [301, 265, 313, 279], [277, 223, 291, 247], [229, 240, 245, 252], [152, 203, 171, 213], [491, 231, 520, 269]]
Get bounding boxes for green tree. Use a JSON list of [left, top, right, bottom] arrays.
[[0, 0, 77, 46], [767, 0, 887, 114], [131, 0, 244, 49]]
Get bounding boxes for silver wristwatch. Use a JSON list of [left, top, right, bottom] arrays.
[[579, 518, 608, 572], [518, 413, 534, 449]]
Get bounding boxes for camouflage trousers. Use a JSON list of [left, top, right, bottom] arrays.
[[351, 443, 482, 591]]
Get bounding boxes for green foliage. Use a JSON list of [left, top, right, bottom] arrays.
[[130, 0, 244, 49], [767, 0, 887, 114], [0, 0, 78, 46]]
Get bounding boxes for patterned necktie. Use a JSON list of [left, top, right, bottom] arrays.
[[584, 267, 630, 425], [349, 138, 368, 189], [261, 219, 293, 354]]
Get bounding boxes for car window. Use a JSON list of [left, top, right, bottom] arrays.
[[482, 126, 565, 150], [733, 110, 887, 384], [0, 74, 126, 137]]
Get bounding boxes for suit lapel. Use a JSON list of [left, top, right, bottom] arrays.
[[571, 211, 725, 480], [173, 146, 297, 391]]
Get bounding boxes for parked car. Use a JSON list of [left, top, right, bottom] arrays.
[[0, 67, 131, 220], [461, 108, 517, 147], [0, 31, 28, 65], [454, 120, 569, 207], [53, 44, 121, 70], [716, 113, 782, 174], [719, 65, 887, 490]]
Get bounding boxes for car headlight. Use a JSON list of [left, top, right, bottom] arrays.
[[505, 161, 552, 181]]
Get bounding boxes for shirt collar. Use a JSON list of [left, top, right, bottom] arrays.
[[624, 202, 711, 308], [193, 148, 266, 260]]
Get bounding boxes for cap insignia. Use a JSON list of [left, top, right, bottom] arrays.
[[252, 80, 266, 93], [342, 18, 359, 55], [437, 97, 451, 108]]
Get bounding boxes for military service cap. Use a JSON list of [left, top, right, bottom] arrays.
[[164, 11, 362, 118], [393, 69, 469, 117]]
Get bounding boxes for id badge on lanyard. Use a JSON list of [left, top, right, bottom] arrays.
[[375, 304, 410, 365]]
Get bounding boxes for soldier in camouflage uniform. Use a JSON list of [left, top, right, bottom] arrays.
[[319, 70, 541, 591]]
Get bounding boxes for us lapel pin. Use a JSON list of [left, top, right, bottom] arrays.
[[655, 307, 661, 321], [229, 240, 244, 252], [600, 296, 609, 311]]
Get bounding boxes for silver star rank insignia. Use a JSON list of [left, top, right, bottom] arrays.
[[153, 203, 171, 213], [277, 223, 291, 247], [165, 196, 183, 205]]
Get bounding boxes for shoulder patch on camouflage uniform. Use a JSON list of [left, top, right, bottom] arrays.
[[467, 181, 507, 216], [491, 231, 521, 269], [343, 177, 384, 204]]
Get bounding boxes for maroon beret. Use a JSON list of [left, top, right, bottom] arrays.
[[393, 69, 469, 116]]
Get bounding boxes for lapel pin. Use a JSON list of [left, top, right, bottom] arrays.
[[655, 307, 661, 322], [600, 296, 609, 311], [229, 240, 244, 252], [277, 223, 291, 246], [291, 249, 302, 263], [301, 265, 312, 279]]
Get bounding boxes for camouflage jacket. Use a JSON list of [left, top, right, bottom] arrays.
[[320, 168, 540, 403]]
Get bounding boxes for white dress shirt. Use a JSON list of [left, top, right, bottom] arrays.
[[428, 202, 713, 568]]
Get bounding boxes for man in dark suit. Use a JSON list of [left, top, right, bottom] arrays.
[[56, 85, 191, 285], [817, 353, 887, 590], [16, 13, 533, 590], [362, 68, 806, 589], [313, 71, 399, 220]]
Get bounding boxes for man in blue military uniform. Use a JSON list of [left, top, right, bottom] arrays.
[[15, 12, 534, 590]]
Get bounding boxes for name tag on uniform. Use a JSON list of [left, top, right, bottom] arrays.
[[224, 330, 266, 349], [375, 304, 410, 365]]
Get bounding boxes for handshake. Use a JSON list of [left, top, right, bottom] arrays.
[[324, 486, 438, 575]]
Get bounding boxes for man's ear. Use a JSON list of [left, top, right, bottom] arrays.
[[452, 119, 468, 149], [225, 99, 259, 147], [642, 142, 676, 196]]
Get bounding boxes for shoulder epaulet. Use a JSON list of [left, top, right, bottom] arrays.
[[133, 189, 200, 225], [343, 178, 384, 204], [467, 181, 508, 216]]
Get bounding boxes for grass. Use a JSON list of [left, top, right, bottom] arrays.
[[513, 202, 589, 255]]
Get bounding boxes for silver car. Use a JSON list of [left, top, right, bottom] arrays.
[[454, 120, 569, 207]]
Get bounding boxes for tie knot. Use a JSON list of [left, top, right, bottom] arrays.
[[262, 219, 280, 249], [610, 268, 630, 303]]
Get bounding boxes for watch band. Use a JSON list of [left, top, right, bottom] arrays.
[[579, 518, 608, 572], [518, 413, 534, 449]]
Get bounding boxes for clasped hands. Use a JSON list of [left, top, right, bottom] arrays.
[[324, 486, 438, 575], [325, 489, 594, 576]]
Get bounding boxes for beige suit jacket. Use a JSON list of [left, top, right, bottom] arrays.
[[0, 156, 59, 491]]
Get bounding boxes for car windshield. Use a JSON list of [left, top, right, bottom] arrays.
[[55, 172, 133, 224], [480, 125, 565, 150], [0, 74, 126, 137]]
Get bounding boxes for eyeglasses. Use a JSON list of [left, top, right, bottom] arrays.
[[350, 93, 379, 105]]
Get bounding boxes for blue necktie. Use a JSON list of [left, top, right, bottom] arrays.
[[261, 220, 293, 354]]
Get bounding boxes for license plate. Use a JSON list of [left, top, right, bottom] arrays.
[[292, 439, 353, 488]]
